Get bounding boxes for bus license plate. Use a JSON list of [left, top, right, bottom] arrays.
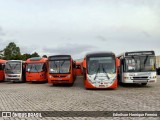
[[99, 85, 105, 88]]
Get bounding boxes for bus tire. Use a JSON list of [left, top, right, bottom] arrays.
[[141, 83, 147, 86]]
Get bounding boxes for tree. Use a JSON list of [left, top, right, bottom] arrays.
[[42, 55, 47, 58], [3, 42, 21, 60], [0, 50, 4, 59], [31, 52, 40, 57]]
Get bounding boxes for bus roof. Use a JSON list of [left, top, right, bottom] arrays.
[[48, 55, 71, 60], [26, 57, 47, 63], [6, 60, 23, 62], [76, 61, 82, 65], [85, 52, 115, 58], [0, 59, 6, 63], [117, 50, 155, 58]]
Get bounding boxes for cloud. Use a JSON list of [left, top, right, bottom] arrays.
[[95, 35, 107, 42], [141, 31, 152, 38], [0, 27, 5, 36], [43, 43, 96, 59], [20, 45, 38, 54]]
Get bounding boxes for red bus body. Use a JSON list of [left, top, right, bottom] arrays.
[[48, 55, 76, 85], [0, 59, 6, 81], [26, 57, 48, 82], [75, 61, 83, 76], [83, 52, 119, 89]]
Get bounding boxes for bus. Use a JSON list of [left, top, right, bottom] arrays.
[[0, 59, 6, 81], [75, 61, 83, 76], [48, 55, 76, 85], [83, 52, 119, 89], [4, 60, 25, 82], [26, 57, 48, 82], [117, 51, 157, 85]]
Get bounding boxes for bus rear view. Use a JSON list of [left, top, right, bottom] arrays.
[[75, 61, 83, 76], [83, 52, 119, 89], [26, 57, 48, 82], [0, 59, 6, 81], [117, 51, 156, 85], [5, 60, 25, 82], [48, 55, 76, 85]]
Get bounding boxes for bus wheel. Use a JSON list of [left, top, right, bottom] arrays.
[[141, 83, 147, 86]]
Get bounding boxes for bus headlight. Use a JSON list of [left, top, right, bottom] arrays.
[[152, 76, 156, 79], [49, 75, 52, 78], [124, 77, 130, 80], [66, 75, 70, 78], [87, 76, 92, 82], [40, 74, 44, 77]]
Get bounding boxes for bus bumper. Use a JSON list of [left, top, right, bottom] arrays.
[[5, 77, 22, 82], [123, 78, 157, 84]]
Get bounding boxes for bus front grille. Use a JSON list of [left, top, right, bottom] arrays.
[[132, 77, 148, 80]]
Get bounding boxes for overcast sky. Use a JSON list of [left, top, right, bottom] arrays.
[[0, 0, 160, 59]]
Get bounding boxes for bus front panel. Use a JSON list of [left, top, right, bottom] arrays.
[[5, 61, 23, 82], [26, 63, 47, 82], [48, 58, 73, 84], [121, 55, 157, 84], [85, 56, 117, 89]]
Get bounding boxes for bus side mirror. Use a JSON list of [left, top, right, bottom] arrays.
[[116, 58, 120, 67], [73, 62, 76, 68], [2, 64, 5, 70]]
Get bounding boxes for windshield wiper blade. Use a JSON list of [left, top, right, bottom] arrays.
[[13, 64, 19, 69], [102, 64, 110, 79], [94, 64, 100, 80], [53, 61, 58, 68], [29, 65, 32, 73], [35, 65, 39, 73], [61, 60, 65, 66], [8, 64, 13, 70], [144, 56, 148, 67]]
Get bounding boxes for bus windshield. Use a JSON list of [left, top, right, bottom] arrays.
[[5, 62, 21, 74], [26, 63, 45, 72], [125, 56, 156, 72], [49, 60, 70, 74], [87, 56, 116, 75]]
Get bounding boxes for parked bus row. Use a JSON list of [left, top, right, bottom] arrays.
[[0, 50, 157, 89]]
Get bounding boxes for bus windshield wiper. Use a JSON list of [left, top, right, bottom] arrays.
[[29, 65, 32, 73], [35, 65, 39, 73], [53, 61, 58, 68], [60, 60, 65, 67], [102, 64, 110, 79], [13, 64, 19, 69], [143, 56, 148, 69], [94, 64, 100, 80], [8, 64, 13, 70]]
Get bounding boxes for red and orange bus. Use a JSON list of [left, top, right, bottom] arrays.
[[0, 59, 6, 81], [75, 61, 83, 76], [26, 57, 48, 82], [83, 52, 119, 89], [48, 55, 76, 85]]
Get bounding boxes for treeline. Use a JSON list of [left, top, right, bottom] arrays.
[[0, 42, 47, 60]]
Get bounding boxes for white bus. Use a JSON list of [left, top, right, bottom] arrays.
[[117, 51, 156, 85], [5, 60, 25, 82]]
